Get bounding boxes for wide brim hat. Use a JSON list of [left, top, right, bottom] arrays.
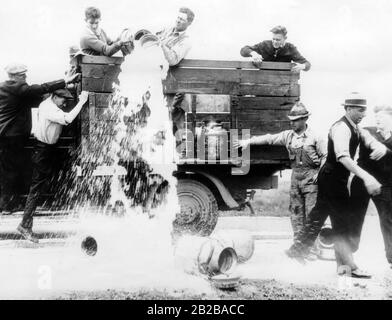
[[288, 113, 311, 121], [342, 92, 367, 108], [287, 102, 311, 120]]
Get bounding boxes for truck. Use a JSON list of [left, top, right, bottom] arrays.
[[1, 55, 300, 236]]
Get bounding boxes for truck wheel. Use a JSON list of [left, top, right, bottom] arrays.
[[174, 179, 218, 236]]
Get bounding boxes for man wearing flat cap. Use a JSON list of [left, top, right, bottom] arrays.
[[237, 102, 326, 259], [240, 25, 311, 72], [17, 89, 89, 243], [286, 93, 388, 278], [0, 63, 80, 217]]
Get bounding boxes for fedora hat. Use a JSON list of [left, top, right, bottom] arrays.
[[287, 102, 310, 121], [342, 92, 367, 108]]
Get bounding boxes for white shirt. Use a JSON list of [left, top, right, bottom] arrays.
[[329, 115, 383, 160], [158, 27, 191, 66], [34, 98, 69, 145]]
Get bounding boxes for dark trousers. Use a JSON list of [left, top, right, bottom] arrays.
[[21, 142, 55, 229], [0, 136, 26, 211], [350, 176, 392, 264], [294, 165, 358, 269]]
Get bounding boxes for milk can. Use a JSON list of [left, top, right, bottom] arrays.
[[205, 123, 228, 161], [174, 235, 238, 276], [211, 229, 255, 263]]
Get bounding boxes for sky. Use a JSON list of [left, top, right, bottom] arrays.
[[1, 0, 392, 134]]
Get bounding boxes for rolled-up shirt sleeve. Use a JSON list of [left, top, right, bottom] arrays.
[[330, 122, 352, 159], [250, 130, 291, 146], [163, 39, 191, 66]]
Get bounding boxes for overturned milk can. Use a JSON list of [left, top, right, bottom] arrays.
[[174, 234, 243, 290], [211, 229, 255, 263], [174, 235, 238, 276]]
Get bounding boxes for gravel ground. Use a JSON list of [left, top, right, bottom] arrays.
[[54, 279, 356, 300], [0, 172, 386, 300]]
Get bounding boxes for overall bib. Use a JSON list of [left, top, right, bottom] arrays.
[[288, 137, 319, 242]]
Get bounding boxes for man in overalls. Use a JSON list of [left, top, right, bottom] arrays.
[[238, 102, 327, 259], [286, 93, 387, 278]]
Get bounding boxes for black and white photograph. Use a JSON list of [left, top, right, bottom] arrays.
[[1, 0, 392, 305]]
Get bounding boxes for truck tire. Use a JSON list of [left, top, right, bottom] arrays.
[[173, 179, 218, 236]]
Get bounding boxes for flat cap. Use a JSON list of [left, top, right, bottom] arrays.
[[53, 89, 73, 99], [5, 63, 28, 75]]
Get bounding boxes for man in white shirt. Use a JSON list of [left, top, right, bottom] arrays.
[[157, 7, 194, 66], [17, 89, 88, 243]]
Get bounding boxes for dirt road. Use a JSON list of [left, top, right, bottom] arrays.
[[0, 214, 391, 300]]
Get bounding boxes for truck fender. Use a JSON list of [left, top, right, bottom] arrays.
[[191, 170, 239, 209]]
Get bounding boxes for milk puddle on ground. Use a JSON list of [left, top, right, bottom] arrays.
[[235, 216, 392, 299], [0, 43, 211, 299]]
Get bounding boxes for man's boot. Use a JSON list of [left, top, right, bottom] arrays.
[[17, 224, 39, 244], [285, 245, 307, 265]]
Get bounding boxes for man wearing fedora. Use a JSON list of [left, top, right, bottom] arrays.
[[286, 93, 387, 278], [237, 102, 326, 259], [0, 63, 80, 216], [17, 89, 89, 243]]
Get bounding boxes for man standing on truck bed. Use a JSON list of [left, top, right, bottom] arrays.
[[157, 7, 195, 67], [286, 93, 388, 278], [240, 25, 311, 72], [17, 90, 89, 243], [0, 64, 79, 216], [157, 7, 195, 136], [80, 6, 131, 57], [237, 102, 326, 260]]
